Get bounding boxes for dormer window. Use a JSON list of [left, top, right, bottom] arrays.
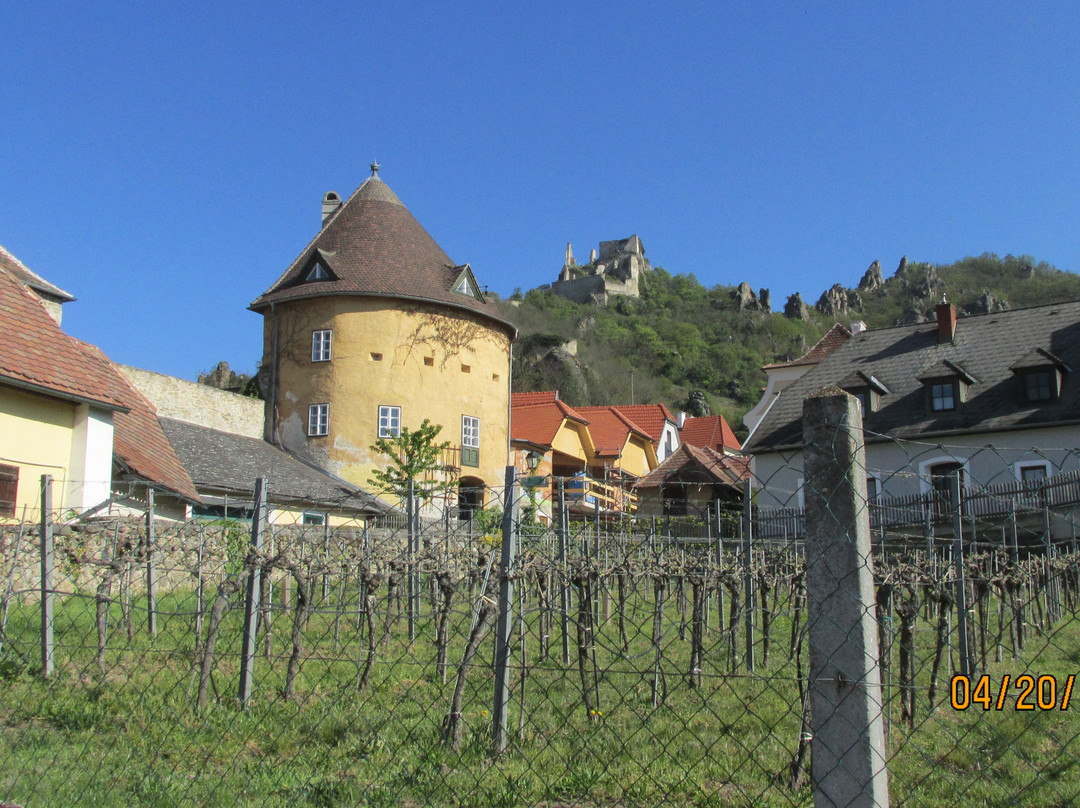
[[300, 251, 338, 284], [930, 381, 956, 412], [1024, 371, 1053, 403], [918, 360, 976, 416], [451, 264, 484, 301], [839, 370, 889, 417], [1011, 348, 1069, 405]]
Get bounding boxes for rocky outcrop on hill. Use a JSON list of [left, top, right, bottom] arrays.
[[732, 282, 771, 313], [816, 284, 862, 316], [858, 260, 885, 291], [784, 292, 811, 320], [965, 290, 1009, 315]]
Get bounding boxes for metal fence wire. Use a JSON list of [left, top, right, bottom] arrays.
[[1, 396, 1079, 806]]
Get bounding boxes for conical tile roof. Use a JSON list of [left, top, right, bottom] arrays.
[[250, 175, 514, 336]]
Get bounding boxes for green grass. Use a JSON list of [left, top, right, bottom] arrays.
[[1, 574, 1078, 807]]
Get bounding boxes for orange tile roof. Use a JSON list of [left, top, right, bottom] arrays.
[[763, 323, 852, 370], [0, 243, 74, 302], [609, 403, 676, 446], [511, 390, 559, 407], [679, 415, 742, 453], [0, 263, 128, 410], [511, 398, 589, 446], [574, 406, 652, 457], [77, 345, 201, 503], [635, 443, 750, 489]]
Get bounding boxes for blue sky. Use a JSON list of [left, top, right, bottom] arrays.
[[3, 2, 1079, 380]]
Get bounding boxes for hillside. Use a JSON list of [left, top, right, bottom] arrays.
[[495, 253, 1080, 436]]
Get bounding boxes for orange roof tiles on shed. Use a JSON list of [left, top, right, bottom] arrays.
[[250, 175, 515, 337], [0, 262, 128, 410], [679, 415, 742, 454], [635, 443, 750, 489]]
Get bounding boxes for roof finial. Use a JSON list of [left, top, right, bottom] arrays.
[[370, 160, 381, 177]]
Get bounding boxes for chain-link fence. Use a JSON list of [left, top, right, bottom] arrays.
[[1, 394, 1079, 806]]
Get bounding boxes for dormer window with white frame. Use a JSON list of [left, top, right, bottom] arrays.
[[311, 329, 332, 362]]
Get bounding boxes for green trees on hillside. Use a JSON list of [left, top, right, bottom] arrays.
[[499, 253, 1080, 434]]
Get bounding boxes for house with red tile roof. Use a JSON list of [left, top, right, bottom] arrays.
[[678, 414, 742, 456], [609, 404, 680, 461], [0, 247, 198, 520], [634, 443, 749, 518]]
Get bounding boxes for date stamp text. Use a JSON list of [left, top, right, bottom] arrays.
[[950, 674, 1075, 711]]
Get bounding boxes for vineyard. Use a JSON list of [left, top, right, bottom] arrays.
[[2, 445, 1080, 805]]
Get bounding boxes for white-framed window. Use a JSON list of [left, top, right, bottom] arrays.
[[462, 415, 480, 467], [308, 403, 329, 436], [462, 415, 480, 449], [378, 405, 401, 438], [1015, 460, 1052, 484], [311, 329, 332, 362], [302, 511, 326, 526]]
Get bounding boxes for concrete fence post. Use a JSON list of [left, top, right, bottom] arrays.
[[40, 474, 54, 679], [238, 477, 268, 707], [146, 486, 157, 637], [802, 389, 890, 808], [493, 466, 519, 753]]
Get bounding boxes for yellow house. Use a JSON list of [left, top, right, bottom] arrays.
[[0, 247, 128, 520], [250, 167, 516, 511]]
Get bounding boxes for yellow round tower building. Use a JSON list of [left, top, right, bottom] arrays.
[[250, 167, 516, 509]]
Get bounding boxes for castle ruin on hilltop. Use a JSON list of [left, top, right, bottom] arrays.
[[549, 235, 651, 305]]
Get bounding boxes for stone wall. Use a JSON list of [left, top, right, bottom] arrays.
[[118, 365, 264, 438]]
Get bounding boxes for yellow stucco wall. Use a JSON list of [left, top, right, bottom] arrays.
[[550, 420, 592, 461], [0, 385, 77, 519], [264, 296, 512, 497], [611, 438, 656, 478]]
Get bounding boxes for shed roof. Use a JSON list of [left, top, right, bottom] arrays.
[[159, 418, 393, 513]]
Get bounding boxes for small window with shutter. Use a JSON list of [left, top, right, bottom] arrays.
[[0, 464, 18, 518]]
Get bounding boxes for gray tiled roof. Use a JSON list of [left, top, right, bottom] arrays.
[[160, 418, 393, 514], [744, 300, 1080, 453]]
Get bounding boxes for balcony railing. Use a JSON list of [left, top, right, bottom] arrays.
[[563, 475, 638, 514]]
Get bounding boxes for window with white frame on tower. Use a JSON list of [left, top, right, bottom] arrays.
[[311, 329, 332, 362], [308, 403, 329, 436], [378, 405, 401, 438]]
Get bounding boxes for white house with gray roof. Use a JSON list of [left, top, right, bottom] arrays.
[[743, 301, 1080, 546]]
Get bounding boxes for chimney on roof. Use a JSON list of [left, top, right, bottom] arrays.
[[322, 191, 342, 225], [936, 301, 957, 344], [677, 411, 687, 429], [850, 321, 867, 334]]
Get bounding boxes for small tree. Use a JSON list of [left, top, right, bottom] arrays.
[[368, 419, 452, 502]]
